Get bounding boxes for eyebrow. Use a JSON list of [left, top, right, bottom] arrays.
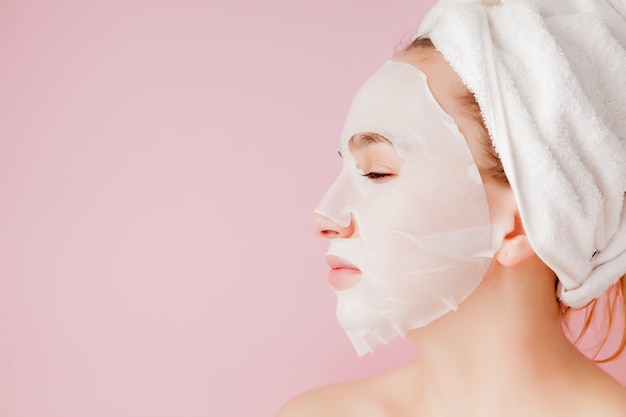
[[348, 133, 393, 150]]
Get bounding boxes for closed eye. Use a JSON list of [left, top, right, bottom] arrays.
[[349, 132, 403, 183], [362, 172, 395, 181]]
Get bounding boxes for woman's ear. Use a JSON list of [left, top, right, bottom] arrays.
[[494, 213, 536, 267]]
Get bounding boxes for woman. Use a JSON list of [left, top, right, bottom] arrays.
[[279, 1, 626, 415]]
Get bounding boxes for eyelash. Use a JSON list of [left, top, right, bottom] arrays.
[[362, 172, 393, 180]]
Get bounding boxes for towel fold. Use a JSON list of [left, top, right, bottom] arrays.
[[418, 0, 626, 308]]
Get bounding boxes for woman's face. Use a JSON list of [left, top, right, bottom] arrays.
[[311, 52, 502, 356]]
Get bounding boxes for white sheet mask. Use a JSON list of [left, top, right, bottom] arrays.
[[314, 61, 503, 356]]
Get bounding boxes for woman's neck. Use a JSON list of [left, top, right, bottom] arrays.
[[405, 257, 596, 417]]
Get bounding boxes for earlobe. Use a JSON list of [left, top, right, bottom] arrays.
[[494, 213, 536, 267], [495, 234, 535, 266]]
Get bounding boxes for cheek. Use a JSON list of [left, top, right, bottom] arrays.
[[364, 158, 448, 232], [354, 181, 437, 244], [363, 153, 488, 235]]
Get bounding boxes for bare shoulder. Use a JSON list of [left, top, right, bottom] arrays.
[[274, 380, 375, 417], [569, 367, 626, 417], [275, 361, 421, 417], [588, 380, 626, 416]]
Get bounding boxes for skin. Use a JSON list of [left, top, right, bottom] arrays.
[[277, 47, 626, 417]]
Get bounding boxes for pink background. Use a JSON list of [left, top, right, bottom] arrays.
[[0, 1, 624, 416]]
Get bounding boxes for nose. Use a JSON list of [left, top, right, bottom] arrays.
[[311, 212, 356, 239]]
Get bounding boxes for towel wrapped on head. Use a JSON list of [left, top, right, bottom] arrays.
[[418, 0, 626, 308]]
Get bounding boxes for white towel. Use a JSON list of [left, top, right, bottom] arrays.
[[418, 0, 626, 308]]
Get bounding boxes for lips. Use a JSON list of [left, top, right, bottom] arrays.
[[326, 255, 361, 290], [326, 255, 360, 270]]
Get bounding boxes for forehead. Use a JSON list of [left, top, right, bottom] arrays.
[[339, 61, 456, 153]]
